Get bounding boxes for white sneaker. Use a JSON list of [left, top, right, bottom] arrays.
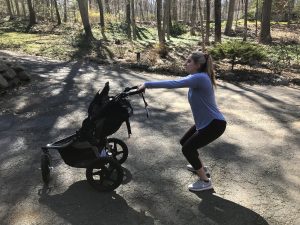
[[186, 165, 211, 178], [188, 178, 213, 192]]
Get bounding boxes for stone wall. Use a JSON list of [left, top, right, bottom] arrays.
[[0, 59, 30, 91]]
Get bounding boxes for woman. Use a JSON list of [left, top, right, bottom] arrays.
[[137, 51, 226, 192]]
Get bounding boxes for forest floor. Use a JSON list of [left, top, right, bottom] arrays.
[[0, 50, 299, 225], [0, 19, 299, 86]]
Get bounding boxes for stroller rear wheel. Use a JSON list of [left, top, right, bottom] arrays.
[[41, 153, 51, 184], [86, 158, 123, 191], [107, 138, 128, 164]]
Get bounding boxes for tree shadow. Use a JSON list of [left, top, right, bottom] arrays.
[[193, 191, 269, 225], [38, 181, 154, 225]]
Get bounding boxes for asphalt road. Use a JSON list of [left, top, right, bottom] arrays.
[[0, 50, 299, 225]]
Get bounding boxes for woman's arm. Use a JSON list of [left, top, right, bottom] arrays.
[[144, 75, 199, 89]]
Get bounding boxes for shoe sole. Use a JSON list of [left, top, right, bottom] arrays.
[[188, 185, 213, 192]]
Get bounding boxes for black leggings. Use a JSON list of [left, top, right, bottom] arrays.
[[180, 119, 226, 170]]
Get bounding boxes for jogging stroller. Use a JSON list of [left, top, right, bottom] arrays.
[[41, 82, 148, 191]]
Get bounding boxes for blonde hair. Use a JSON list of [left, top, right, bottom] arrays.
[[190, 51, 216, 88]]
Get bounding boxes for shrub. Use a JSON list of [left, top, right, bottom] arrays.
[[210, 40, 266, 70], [170, 22, 187, 37]]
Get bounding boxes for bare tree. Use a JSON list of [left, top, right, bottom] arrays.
[[205, 0, 210, 44], [104, 0, 110, 13], [172, 0, 178, 22], [198, 0, 206, 51], [64, 0, 67, 22], [243, 0, 248, 41], [157, 0, 165, 45], [14, 0, 20, 16], [21, 0, 26, 17], [259, 0, 272, 43], [126, 0, 132, 40], [77, 0, 94, 40], [190, 0, 197, 35], [27, 0, 36, 26], [224, 0, 236, 35], [96, 0, 106, 39], [6, 0, 14, 19], [255, 0, 258, 36], [214, 0, 222, 42], [53, 0, 61, 25], [131, 0, 137, 40]]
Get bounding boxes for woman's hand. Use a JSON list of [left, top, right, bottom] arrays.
[[137, 84, 146, 93]]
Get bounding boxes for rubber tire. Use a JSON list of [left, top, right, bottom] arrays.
[[86, 158, 123, 192], [107, 138, 128, 164], [41, 153, 51, 184]]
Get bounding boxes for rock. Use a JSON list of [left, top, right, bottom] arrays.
[[0, 74, 9, 88], [2, 68, 17, 80], [17, 71, 31, 81], [11, 64, 26, 72], [291, 78, 300, 85], [0, 61, 9, 72], [8, 77, 21, 87]]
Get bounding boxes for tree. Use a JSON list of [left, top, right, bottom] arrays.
[[53, 0, 61, 25], [172, 0, 178, 22], [205, 0, 210, 44], [214, 0, 222, 43], [64, 0, 67, 22], [104, 0, 110, 13], [259, 0, 272, 44], [14, 0, 20, 16], [131, 0, 137, 40], [96, 0, 106, 39], [126, 0, 132, 40], [77, 0, 94, 40], [190, 0, 197, 35], [157, 0, 165, 45], [243, 0, 248, 41], [27, 0, 36, 26], [163, 0, 171, 40], [224, 0, 236, 35], [5, 0, 14, 20], [198, 0, 206, 51], [21, 0, 26, 18], [255, 0, 259, 36]]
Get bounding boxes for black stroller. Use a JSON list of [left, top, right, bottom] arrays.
[[41, 82, 148, 191]]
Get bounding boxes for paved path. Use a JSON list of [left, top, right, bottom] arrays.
[[0, 50, 299, 225]]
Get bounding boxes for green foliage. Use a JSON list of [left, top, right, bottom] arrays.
[[170, 22, 187, 37], [210, 40, 267, 70]]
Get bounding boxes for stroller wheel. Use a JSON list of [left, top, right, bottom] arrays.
[[86, 158, 123, 192], [41, 153, 51, 184], [107, 138, 128, 164]]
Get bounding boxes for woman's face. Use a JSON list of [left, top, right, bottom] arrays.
[[185, 56, 201, 74]]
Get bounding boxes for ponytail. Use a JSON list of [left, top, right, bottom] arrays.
[[205, 54, 216, 88]]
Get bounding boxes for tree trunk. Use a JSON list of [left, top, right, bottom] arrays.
[[205, 0, 210, 44], [77, 0, 94, 40], [255, 0, 258, 36], [235, 0, 241, 29], [50, 0, 54, 21], [224, 0, 235, 35], [166, 0, 171, 40], [259, 0, 272, 44], [243, 0, 248, 41], [157, 0, 165, 45], [198, 0, 206, 52], [190, 0, 197, 35], [139, 1, 144, 22], [131, 0, 137, 40], [14, 0, 20, 16], [21, 0, 26, 17], [105, 0, 110, 13], [64, 0, 67, 22], [53, 0, 61, 25], [172, 0, 178, 22], [214, 0, 221, 43], [27, 0, 36, 25], [6, 0, 14, 19], [96, 0, 106, 39], [126, 0, 132, 40]]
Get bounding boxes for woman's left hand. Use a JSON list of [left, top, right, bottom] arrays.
[[137, 84, 146, 93]]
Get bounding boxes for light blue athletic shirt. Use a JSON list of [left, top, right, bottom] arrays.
[[144, 73, 226, 130]]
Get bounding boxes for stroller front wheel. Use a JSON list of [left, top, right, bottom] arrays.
[[107, 138, 128, 164], [86, 158, 123, 192]]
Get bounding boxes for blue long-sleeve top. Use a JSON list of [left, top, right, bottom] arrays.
[[144, 73, 226, 130]]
